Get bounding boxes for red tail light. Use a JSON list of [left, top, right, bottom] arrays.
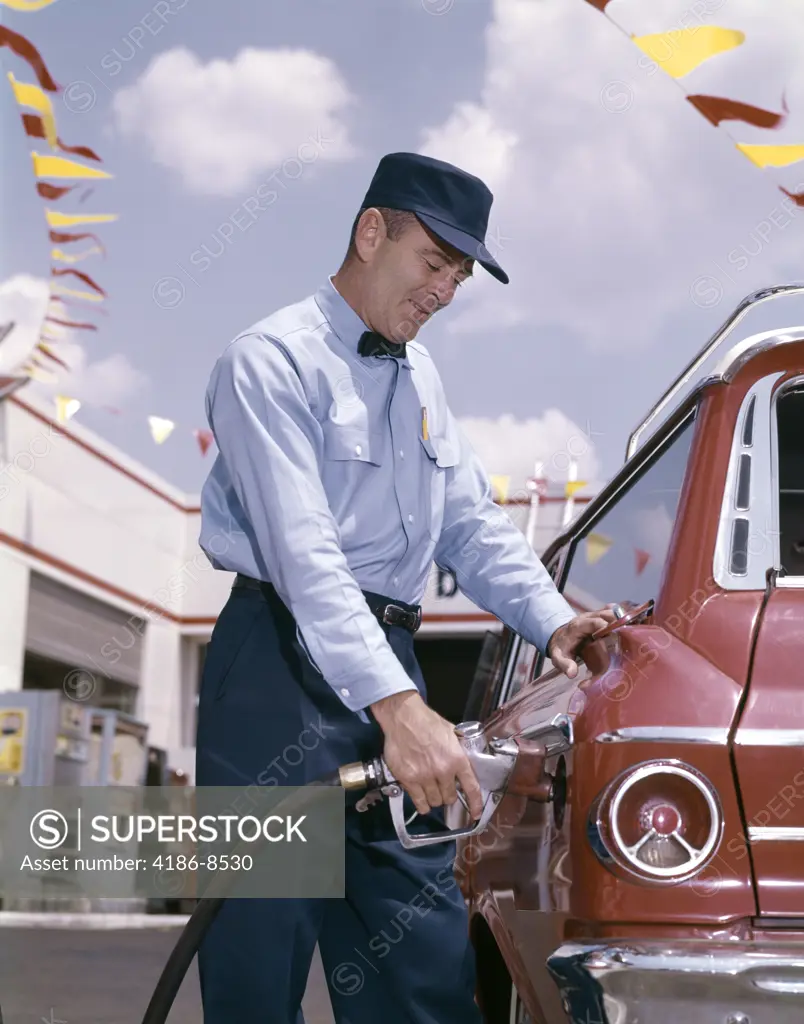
[[589, 760, 724, 884]]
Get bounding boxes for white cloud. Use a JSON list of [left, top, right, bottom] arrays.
[[27, 338, 148, 408], [419, 0, 804, 351], [112, 46, 357, 196], [457, 409, 603, 495], [419, 101, 517, 194], [0, 275, 50, 377]]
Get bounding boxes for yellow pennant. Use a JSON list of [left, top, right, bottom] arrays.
[[632, 26, 744, 79], [7, 73, 57, 147], [736, 144, 804, 169], [148, 416, 175, 445], [32, 152, 112, 180], [24, 364, 57, 383], [585, 531, 613, 565], [489, 474, 510, 503], [1, 0, 61, 9], [45, 210, 118, 228], [50, 283, 104, 303], [565, 480, 587, 498], [51, 246, 104, 263], [55, 395, 81, 423]]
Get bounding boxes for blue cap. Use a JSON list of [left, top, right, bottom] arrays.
[[358, 152, 508, 284]]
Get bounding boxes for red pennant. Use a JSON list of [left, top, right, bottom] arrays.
[[49, 230, 106, 252], [582, 0, 611, 9], [45, 315, 98, 332], [781, 186, 804, 207], [0, 26, 59, 92], [21, 114, 102, 162], [687, 94, 788, 130], [51, 267, 107, 296], [37, 182, 76, 201], [37, 345, 71, 370], [635, 548, 651, 576], [194, 429, 214, 456]]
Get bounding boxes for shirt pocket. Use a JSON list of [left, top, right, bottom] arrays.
[[419, 432, 459, 540], [323, 423, 383, 466]]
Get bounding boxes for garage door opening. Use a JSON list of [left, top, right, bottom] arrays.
[[413, 635, 488, 724]]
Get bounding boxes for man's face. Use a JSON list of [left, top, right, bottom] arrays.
[[359, 212, 474, 343]]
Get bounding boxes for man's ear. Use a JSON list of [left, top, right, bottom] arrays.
[[353, 207, 386, 261]]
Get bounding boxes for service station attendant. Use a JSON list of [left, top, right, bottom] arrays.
[[195, 151, 614, 1022]]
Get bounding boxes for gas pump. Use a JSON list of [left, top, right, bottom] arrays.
[[0, 691, 90, 787], [84, 709, 149, 787]]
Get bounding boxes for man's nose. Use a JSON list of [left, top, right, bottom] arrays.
[[433, 277, 457, 306]]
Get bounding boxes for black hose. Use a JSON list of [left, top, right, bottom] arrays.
[[140, 770, 344, 1024]]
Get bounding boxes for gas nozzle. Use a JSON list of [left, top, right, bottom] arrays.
[[336, 721, 522, 849], [337, 756, 387, 791]]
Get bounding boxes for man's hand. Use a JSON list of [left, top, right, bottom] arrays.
[[368, 691, 485, 819], [546, 605, 619, 678]]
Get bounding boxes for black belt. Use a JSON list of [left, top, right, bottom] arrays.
[[231, 574, 422, 634]]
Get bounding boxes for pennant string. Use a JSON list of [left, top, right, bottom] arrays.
[[583, 3, 804, 192]]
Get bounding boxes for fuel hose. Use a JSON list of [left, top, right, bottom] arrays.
[[140, 766, 358, 1024]]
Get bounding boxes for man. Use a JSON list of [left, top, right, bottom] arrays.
[[196, 151, 614, 1023]]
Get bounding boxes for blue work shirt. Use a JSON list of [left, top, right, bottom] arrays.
[[199, 277, 576, 719]]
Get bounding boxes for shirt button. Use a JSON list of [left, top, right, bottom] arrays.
[[399, 449, 404, 458], [355, 445, 362, 455], [408, 514, 414, 523], [340, 687, 350, 697], [393, 576, 399, 586]]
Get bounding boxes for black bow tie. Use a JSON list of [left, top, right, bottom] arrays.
[[358, 330, 406, 359]]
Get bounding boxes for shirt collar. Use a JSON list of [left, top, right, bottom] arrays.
[[314, 276, 412, 369]]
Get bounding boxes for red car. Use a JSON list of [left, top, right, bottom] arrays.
[[458, 284, 804, 1023]]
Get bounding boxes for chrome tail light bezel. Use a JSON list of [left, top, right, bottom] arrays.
[[588, 759, 725, 885]]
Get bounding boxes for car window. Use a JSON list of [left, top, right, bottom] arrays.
[[777, 386, 804, 576], [562, 416, 696, 612]]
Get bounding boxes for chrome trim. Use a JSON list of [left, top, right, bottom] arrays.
[[749, 827, 804, 842], [771, 375, 804, 578], [547, 941, 804, 1024], [595, 726, 729, 744], [589, 759, 724, 885], [714, 370, 784, 590], [776, 575, 804, 588], [496, 632, 525, 708], [607, 762, 721, 880], [735, 729, 804, 746], [518, 713, 573, 757], [626, 283, 804, 459]]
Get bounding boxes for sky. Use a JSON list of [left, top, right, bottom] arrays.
[[2, 0, 804, 499]]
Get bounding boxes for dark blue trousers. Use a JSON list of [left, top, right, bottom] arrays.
[[195, 582, 482, 1023]]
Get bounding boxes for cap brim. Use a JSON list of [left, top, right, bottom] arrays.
[[416, 212, 508, 284]]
